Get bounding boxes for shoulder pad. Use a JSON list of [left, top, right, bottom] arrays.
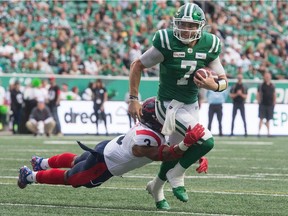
[[133, 129, 162, 147], [152, 29, 172, 51], [205, 33, 221, 54]]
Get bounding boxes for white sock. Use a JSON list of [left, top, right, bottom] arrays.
[[26, 171, 37, 183], [166, 163, 186, 188], [149, 176, 166, 202], [153, 176, 166, 188], [41, 158, 50, 170]]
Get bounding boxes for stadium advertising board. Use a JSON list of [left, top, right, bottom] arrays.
[[199, 103, 288, 136], [58, 101, 288, 136], [58, 100, 130, 135]]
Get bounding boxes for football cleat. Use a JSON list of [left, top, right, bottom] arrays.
[[155, 199, 170, 210], [146, 180, 170, 210], [17, 166, 32, 189], [31, 156, 44, 171], [166, 167, 188, 202], [172, 186, 189, 202]]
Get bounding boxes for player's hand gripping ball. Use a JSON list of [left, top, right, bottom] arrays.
[[195, 67, 218, 82]]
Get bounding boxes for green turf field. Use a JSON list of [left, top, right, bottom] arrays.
[[0, 135, 287, 216]]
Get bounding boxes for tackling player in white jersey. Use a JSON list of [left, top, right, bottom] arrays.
[[17, 97, 207, 208]]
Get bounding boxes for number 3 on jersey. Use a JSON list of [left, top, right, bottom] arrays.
[[177, 60, 197, 85]]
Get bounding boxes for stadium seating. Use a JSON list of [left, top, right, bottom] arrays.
[[0, 1, 286, 79]]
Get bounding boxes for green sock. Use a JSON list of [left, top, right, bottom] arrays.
[[180, 137, 214, 168], [158, 160, 178, 181], [157, 137, 214, 180]]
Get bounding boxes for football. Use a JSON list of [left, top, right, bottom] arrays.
[[195, 67, 218, 82]]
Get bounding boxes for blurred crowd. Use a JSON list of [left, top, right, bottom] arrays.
[[0, 0, 287, 79], [0, 76, 108, 134], [213, 1, 288, 80]]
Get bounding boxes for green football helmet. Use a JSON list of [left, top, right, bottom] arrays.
[[173, 3, 206, 44]]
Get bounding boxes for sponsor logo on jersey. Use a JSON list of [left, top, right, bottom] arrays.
[[173, 52, 185, 58], [195, 52, 207, 59], [187, 48, 193, 53]]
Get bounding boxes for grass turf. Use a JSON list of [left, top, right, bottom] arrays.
[[0, 135, 287, 215]]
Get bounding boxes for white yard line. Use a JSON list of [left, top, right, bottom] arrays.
[[219, 141, 273, 145], [0, 182, 287, 198], [102, 186, 288, 197], [6, 149, 65, 152], [3, 172, 288, 182], [4, 166, 288, 171], [0, 203, 240, 216], [0, 136, 104, 140], [0, 158, 30, 162], [0, 156, 281, 162], [123, 174, 288, 182], [5, 174, 288, 179], [43, 140, 100, 145]]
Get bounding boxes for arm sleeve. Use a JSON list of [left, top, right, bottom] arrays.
[[139, 46, 164, 68], [208, 57, 226, 76]]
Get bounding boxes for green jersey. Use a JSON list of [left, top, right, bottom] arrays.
[[153, 29, 221, 104]]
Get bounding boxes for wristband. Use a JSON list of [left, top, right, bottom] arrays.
[[178, 141, 189, 151], [215, 79, 227, 92], [128, 95, 139, 103], [129, 95, 139, 100]]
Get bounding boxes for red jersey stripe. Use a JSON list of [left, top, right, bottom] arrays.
[[136, 130, 161, 146]]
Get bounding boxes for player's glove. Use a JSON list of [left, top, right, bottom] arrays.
[[184, 124, 205, 146], [196, 157, 208, 173], [178, 123, 205, 151]]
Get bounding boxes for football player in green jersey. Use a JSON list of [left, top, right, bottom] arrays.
[[128, 2, 228, 210]]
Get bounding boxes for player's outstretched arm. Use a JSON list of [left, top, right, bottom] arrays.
[[132, 145, 183, 161], [132, 124, 205, 161], [128, 59, 145, 122]]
